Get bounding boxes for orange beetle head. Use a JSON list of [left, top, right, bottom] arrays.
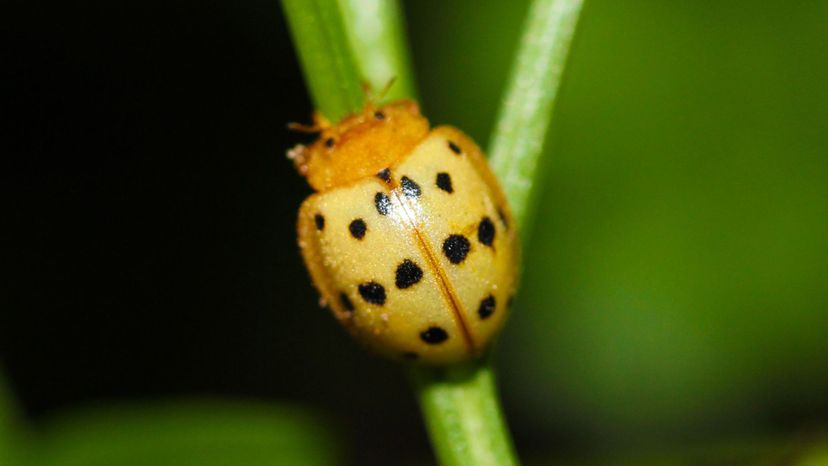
[[289, 100, 429, 191]]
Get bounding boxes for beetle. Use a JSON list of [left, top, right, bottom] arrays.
[[290, 100, 518, 364]]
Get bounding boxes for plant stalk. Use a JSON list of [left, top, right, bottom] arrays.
[[337, 0, 417, 101], [282, 0, 365, 120], [410, 0, 584, 463], [488, 0, 584, 238], [408, 361, 518, 466]]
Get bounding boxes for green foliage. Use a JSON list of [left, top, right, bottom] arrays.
[[0, 373, 26, 466], [797, 442, 828, 466], [0, 375, 339, 466], [495, 0, 828, 441], [406, 0, 828, 458], [34, 401, 339, 466]]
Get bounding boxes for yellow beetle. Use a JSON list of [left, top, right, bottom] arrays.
[[290, 100, 518, 365]]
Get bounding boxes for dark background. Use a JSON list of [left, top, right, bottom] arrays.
[[4, 1, 425, 464], [4, 1, 828, 464]]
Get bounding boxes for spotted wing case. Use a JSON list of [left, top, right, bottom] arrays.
[[296, 116, 518, 365]]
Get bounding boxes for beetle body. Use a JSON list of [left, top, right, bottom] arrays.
[[293, 101, 518, 365]]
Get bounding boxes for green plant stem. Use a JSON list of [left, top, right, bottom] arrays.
[[337, 0, 417, 101], [488, 0, 584, 238], [409, 1, 583, 464], [408, 361, 517, 466], [282, 0, 364, 121]]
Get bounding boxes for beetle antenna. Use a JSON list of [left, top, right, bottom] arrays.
[[287, 112, 332, 133], [287, 122, 320, 133], [361, 77, 397, 110], [378, 77, 396, 101]]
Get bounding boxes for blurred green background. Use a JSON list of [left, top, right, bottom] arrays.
[[411, 0, 828, 448], [4, 0, 828, 464]]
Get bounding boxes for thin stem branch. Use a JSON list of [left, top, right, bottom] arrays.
[[488, 0, 584, 239], [337, 0, 418, 101], [411, 1, 584, 463], [408, 361, 518, 466]]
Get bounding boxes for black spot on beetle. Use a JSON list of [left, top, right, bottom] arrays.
[[478, 295, 496, 320], [358, 282, 386, 305], [420, 326, 449, 344], [324, 137, 335, 148], [314, 213, 325, 230], [401, 176, 421, 198], [374, 111, 385, 120], [436, 172, 453, 193], [448, 140, 462, 155], [395, 259, 423, 289], [340, 292, 355, 312], [376, 168, 391, 183], [442, 234, 470, 264], [375, 192, 391, 215], [478, 216, 496, 246], [349, 218, 367, 239]]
